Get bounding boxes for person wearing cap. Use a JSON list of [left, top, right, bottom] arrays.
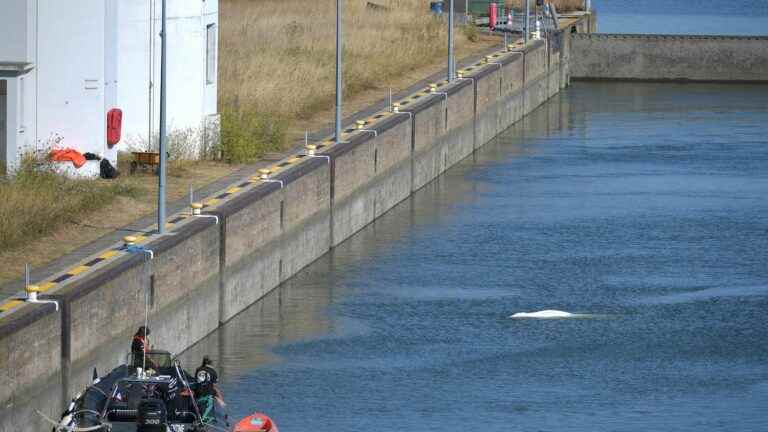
[[195, 356, 222, 422], [195, 356, 219, 397], [131, 326, 151, 368]]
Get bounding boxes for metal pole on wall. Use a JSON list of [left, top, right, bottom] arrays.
[[524, 0, 530, 43], [335, 0, 343, 144], [448, 0, 455, 81], [157, 0, 168, 234]]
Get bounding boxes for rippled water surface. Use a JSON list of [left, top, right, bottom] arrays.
[[179, 82, 768, 432], [593, 0, 768, 34]]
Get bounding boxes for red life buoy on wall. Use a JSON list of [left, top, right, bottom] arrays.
[[107, 108, 123, 146], [489, 2, 498, 31]]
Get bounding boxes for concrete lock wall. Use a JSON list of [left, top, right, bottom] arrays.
[[216, 182, 283, 323], [404, 77, 476, 193], [59, 218, 221, 394], [570, 34, 768, 82], [406, 91, 447, 192], [0, 304, 61, 411], [279, 158, 332, 278], [475, 61, 503, 148], [0, 15, 593, 420], [548, 31, 562, 99], [560, 29, 573, 89], [519, 39, 549, 115], [327, 113, 413, 247], [499, 51, 525, 127]]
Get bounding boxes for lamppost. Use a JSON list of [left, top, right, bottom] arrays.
[[524, 0, 530, 43], [335, 0, 343, 144], [157, 0, 168, 234], [448, 0, 455, 81]]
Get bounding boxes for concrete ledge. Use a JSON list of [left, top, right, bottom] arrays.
[[475, 65, 502, 146], [571, 34, 768, 82], [56, 218, 221, 390], [0, 303, 60, 410], [279, 158, 332, 278], [406, 91, 447, 192], [499, 53, 525, 131]]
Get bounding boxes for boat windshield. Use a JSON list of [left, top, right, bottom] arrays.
[[128, 349, 174, 368]]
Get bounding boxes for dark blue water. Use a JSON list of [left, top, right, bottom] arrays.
[[180, 82, 768, 431], [593, 0, 768, 34]]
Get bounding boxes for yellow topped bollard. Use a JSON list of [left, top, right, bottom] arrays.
[[25, 284, 41, 302], [258, 168, 272, 179], [191, 202, 203, 216]]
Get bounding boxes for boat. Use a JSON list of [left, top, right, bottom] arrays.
[[50, 349, 278, 432]]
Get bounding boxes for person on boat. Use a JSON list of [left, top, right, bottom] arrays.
[[131, 326, 152, 368], [194, 356, 222, 422]]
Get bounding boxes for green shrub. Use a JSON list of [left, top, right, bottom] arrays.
[[220, 107, 287, 163], [463, 23, 479, 42]]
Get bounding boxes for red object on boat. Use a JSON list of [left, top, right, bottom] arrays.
[[489, 2, 497, 30], [50, 148, 87, 168], [233, 413, 278, 432], [106, 108, 123, 146]]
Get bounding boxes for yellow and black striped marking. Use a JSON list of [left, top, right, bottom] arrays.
[[3, 49, 498, 316]]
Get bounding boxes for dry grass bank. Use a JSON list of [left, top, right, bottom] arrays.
[[219, 0, 487, 162], [0, 160, 238, 285], [0, 0, 505, 285]]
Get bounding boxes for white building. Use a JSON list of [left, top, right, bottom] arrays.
[[0, 0, 219, 176]]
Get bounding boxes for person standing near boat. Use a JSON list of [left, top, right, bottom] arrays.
[[131, 326, 151, 368], [195, 356, 219, 397], [195, 356, 223, 422]]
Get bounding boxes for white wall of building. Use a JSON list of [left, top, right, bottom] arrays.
[[36, 0, 108, 168], [0, 0, 219, 174], [0, 80, 8, 169], [118, 0, 219, 159]]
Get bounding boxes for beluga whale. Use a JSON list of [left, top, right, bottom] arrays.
[[509, 309, 590, 319]]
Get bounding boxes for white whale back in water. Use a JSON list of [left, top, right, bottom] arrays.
[[509, 310, 582, 319]]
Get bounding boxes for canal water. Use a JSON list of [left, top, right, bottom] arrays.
[[179, 82, 768, 431], [594, 0, 768, 35]]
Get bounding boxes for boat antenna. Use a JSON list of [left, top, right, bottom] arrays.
[[175, 361, 203, 423]]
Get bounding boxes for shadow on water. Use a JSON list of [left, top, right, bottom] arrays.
[[174, 93, 574, 424], [176, 83, 768, 432]]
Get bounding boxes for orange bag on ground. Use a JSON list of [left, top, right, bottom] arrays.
[[51, 148, 87, 168]]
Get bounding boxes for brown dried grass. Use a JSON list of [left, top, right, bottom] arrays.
[[219, 0, 478, 161]]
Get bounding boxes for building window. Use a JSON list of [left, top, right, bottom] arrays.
[[206, 24, 217, 85]]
